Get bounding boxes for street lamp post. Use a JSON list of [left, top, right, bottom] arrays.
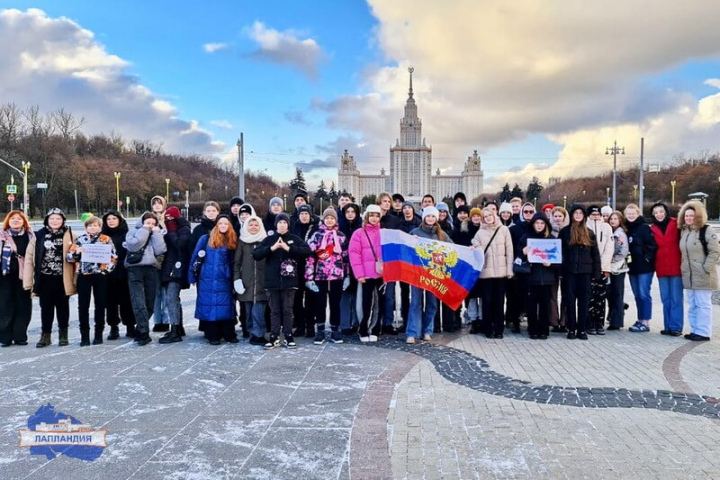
[[283, 194, 287, 210], [633, 184, 638, 200], [113, 172, 121, 209], [670, 180, 676, 206], [198, 182, 203, 199], [165, 178, 170, 203], [21, 161, 30, 217], [606, 141, 625, 210], [563, 195, 567, 208], [606, 187, 610, 205]]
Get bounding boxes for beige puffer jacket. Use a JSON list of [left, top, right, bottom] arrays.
[[472, 223, 513, 279], [586, 219, 613, 272], [678, 201, 720, 290]]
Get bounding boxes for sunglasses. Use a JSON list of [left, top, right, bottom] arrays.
[[523, 210, 534, 214]]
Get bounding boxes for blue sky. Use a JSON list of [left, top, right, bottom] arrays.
[[3, 1, 720, 192]]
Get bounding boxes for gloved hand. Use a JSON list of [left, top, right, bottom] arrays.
[[305, 281, 319, 292], [233, 279, 245, 295], [342, 277, 351, 291]]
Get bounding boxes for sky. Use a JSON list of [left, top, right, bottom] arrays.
[[2, 1, 720, 193]]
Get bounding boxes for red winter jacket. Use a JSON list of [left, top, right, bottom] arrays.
[[650, 219, 681, 277]]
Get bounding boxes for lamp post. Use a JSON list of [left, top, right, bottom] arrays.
[[198, 182, 203, 199], [606, 141, 625, 210], [670, 180, 676, 206], [165, 178, 170, 203], [606, 187, 610, 205], [21, 161, 30, 217], [563, 195, 567, 208], [633, 184, 638, 200], [113, 172, 121, 209], [283, 194, 287, 210]]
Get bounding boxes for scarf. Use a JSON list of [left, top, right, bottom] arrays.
[[165, 218, 178, 232], [1, 228, 24, 277], [240, 215, 268, 243], [319, 225, 342, 254]]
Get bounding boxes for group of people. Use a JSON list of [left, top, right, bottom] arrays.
[[0, 188, 718, 349]]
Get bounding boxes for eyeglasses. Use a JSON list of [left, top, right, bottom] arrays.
[[523, 210, 534, 214]]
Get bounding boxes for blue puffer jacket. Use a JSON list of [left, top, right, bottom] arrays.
[[188, 235, 235, 322]]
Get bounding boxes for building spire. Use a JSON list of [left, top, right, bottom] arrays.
[[408, 67, 414, 99]]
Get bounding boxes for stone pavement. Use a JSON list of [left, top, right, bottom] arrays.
[[0, 271, 719, 479]]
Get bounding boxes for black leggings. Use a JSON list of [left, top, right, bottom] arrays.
[[359, 278, 383, 337], [38, 274, 70, 334], [314, 280, 343, 330]]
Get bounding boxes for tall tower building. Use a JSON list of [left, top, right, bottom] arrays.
[[338, 68, 483, 203], [389, 67, 433, 199]]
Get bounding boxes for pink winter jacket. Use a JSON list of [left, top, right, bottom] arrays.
[[349, 223, 383, 280]]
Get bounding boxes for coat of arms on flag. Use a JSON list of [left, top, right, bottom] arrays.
[[380, 230, 484, 310]]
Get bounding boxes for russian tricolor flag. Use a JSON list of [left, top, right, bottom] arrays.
[[381, 230, 484, 310]]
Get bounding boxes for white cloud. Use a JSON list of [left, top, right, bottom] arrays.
[[203, 42, 229, 53], [0, 8, 224, 155], [245, 21, 325, 79], [317, 0, 720, 189], [210, 119, 234, 130]]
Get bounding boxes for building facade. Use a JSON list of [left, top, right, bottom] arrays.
[[338, 68, 484, 202]]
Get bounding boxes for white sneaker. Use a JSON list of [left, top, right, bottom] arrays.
[[405, 337, 416, 344], [422, 334, 432, 342], [359, 336, 370, 343], [369, 335, 378, 342]]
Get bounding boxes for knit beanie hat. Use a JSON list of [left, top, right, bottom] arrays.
[[275, 212, 290, 227], [322, 207, 338, 221], [422, 206, 440, 221], [165, 206, 181, 219], [298, 204, 313, 215], [392, 193, 405, 202], [239, 204, 255, 216], [456, 205, 470, 215], [269, 197, 283, 209], [541, 203, 555, 211], [568, 203, 586, 218], [470, 207, 482, 217], [229, 196, 244, 208], [587, 205, 601, 215], [600, 205, 613, 215], [499, 202, 513, 214]]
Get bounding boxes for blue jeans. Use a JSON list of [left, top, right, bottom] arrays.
[[383, 282, 396, 326], [466, 298, 481, 321], [340, 291, 359, 329], [629, 273, 653, 321], [406, 286, 438, 339], [243, 301, 267, 338], [164, 282, 183, 326], [657, 275, 684, 331]]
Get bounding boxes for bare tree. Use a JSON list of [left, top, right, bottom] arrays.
[[51, 107, 85, 140], [0, 102, 25, 147]]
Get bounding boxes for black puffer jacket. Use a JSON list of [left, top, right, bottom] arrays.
[[161, 217, 192, 288], [191, 216, 217, 248], [380, 213, 402, 230], [626, 216, 657, 275], [558, 225, 601, 277], [399, 215, 421, 234], [101, 210, 129, 279], [253, 232, 312, 290], [517, 214, 559, 285]]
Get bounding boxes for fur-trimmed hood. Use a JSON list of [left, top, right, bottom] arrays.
[[677, 200, 708, 230]]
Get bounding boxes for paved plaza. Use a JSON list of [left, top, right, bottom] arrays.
[[1, 272, 720, 479]]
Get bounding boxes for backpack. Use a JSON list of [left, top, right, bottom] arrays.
[[699, 225, 719, 257]]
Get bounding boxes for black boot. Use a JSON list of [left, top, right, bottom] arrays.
[[59, 329, 69, 346], [36, 333, 51, 348], [177, 325, 186, 337], [469, 321, 483, 334], [107, 326, 120, 340], [136, 332, 152, 346], [80, 329, 91, 347], [159, 325, 182, 344], [93, 328, 104, 345], [126, 324, 137, 339]]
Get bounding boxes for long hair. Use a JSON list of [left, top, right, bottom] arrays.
[[569, 218, 592, 246], [209, 218, 238, 250], [609, 211, 627, 232], [2, 210, 30, 231], [422, 216, 447, 242]]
